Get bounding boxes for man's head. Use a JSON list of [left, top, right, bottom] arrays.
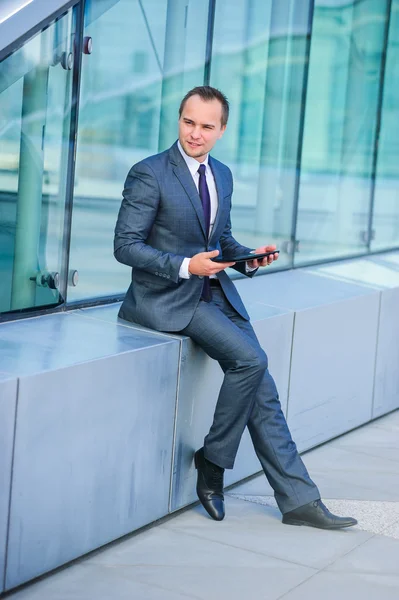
[[178, 86, 229, 162]]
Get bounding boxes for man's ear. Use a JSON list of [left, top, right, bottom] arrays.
[[218, 125, 227, 139]]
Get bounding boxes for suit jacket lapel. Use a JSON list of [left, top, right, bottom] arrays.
[[169, 142, 207, 239]]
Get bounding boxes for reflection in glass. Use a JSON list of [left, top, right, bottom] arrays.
[[68, 0, 209, 302], [0, 11, 74, 314], [210, 0, 312, 270], [372, 0, 399, 251], [295, 0, 390, 265]]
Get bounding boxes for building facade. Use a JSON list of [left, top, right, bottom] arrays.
[[1, 0, 398, 318]]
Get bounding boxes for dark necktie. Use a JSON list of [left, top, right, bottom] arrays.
[[198, 163, 212, 302]]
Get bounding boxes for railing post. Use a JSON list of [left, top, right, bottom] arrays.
[[11, 60, 49, 310]]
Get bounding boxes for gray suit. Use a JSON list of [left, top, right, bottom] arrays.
[[115, 141, 319, 513], [114, 141, 252, 331]]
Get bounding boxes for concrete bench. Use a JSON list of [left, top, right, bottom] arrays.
[[1, 251, 399, 592]]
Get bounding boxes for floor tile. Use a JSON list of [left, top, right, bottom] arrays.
[[85, 525, 292, 569], [6, 564, 191, 600], [303, 445, 399, 474], [325, 421, 399, 463], [307, 467, 399, 501], [280, 571, 399, 600], [129, 564, 316, 600], [165, 497, 372, 570], [327, 534, 399, 575], [7, 541, 315, 600]]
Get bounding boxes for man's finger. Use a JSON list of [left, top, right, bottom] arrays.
[[210, 262, 235, 273], [205, 250, 219, 258], [214, 263, 235, 270], [257, 258, 269, 267]]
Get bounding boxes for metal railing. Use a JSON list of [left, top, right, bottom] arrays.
[[0, 0, 77, 61]]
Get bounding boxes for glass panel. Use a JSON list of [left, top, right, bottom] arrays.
[[209, 0, 313, 270], [68, 0, 209, 302], [295, 0, 390, 265], [371, 0, 399, 251], [0, 10, 75, 314]]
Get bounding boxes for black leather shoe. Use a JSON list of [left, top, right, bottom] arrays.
[[194, 448, 225, 521], [282, 500, 357, 530]]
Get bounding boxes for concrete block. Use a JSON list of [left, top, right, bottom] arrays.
[[288, 293, 379, 451], [0, 377, 17, 593], [5, 336, 179, 589], [373, 287, 399, 417]]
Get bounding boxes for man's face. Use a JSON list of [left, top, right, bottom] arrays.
[[178, 94, 226, 162]]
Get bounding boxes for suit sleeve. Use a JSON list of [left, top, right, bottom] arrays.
[[219, 184, 259, 278], [114, 162, 185, 283]]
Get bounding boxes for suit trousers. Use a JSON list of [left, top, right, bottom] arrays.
[[178, 285, 320, 514]]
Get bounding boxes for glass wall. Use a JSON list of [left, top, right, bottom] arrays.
[[67, 0, 209, 301], [0, 8, 75, 313], [296, 0, 391, 265], [0, 0, 399, 318], [210, 0, 313, 269], [372, 0, 399, 251]]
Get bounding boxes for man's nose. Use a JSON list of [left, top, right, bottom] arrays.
[[191, 127, 201, 139]]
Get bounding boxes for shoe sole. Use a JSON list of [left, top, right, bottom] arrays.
[[282, 518, 357, 530]]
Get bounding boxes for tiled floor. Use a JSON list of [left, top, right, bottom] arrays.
[[5, 410, 399, 600]]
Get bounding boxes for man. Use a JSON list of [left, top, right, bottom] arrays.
[[114, 86, 357, 529]]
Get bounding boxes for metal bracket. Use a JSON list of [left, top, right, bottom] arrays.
[[360, 230, 376, 244], [30, 271, 60, 290], [281, 239, 300, 254]]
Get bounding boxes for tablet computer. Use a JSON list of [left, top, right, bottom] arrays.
[[211, 250, 279, 264]]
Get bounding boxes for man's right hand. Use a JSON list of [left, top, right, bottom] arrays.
[[188, 250, 235, 276]]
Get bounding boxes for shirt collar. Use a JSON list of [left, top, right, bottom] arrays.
[[177, 140, 209, 177]]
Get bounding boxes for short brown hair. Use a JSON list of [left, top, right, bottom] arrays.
[[179, 86, 229, 127]]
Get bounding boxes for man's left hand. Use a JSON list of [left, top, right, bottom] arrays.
[[247, 244, 279, 269]]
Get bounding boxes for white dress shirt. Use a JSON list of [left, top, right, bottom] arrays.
[[177, 141, 218, 279], [177, 140, 256, 279]]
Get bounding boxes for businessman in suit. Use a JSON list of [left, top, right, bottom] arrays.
[[114, 86, 357, 529]]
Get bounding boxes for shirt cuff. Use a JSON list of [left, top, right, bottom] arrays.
[[179, 257, 191, 279], [245, 261, 258, 273]]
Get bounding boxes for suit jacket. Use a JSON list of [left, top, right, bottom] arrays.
[[114, 141, 257, 332]]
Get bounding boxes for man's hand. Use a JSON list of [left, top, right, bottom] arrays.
[[247, 245, 279, 269], [189, 250, 235, 276]]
